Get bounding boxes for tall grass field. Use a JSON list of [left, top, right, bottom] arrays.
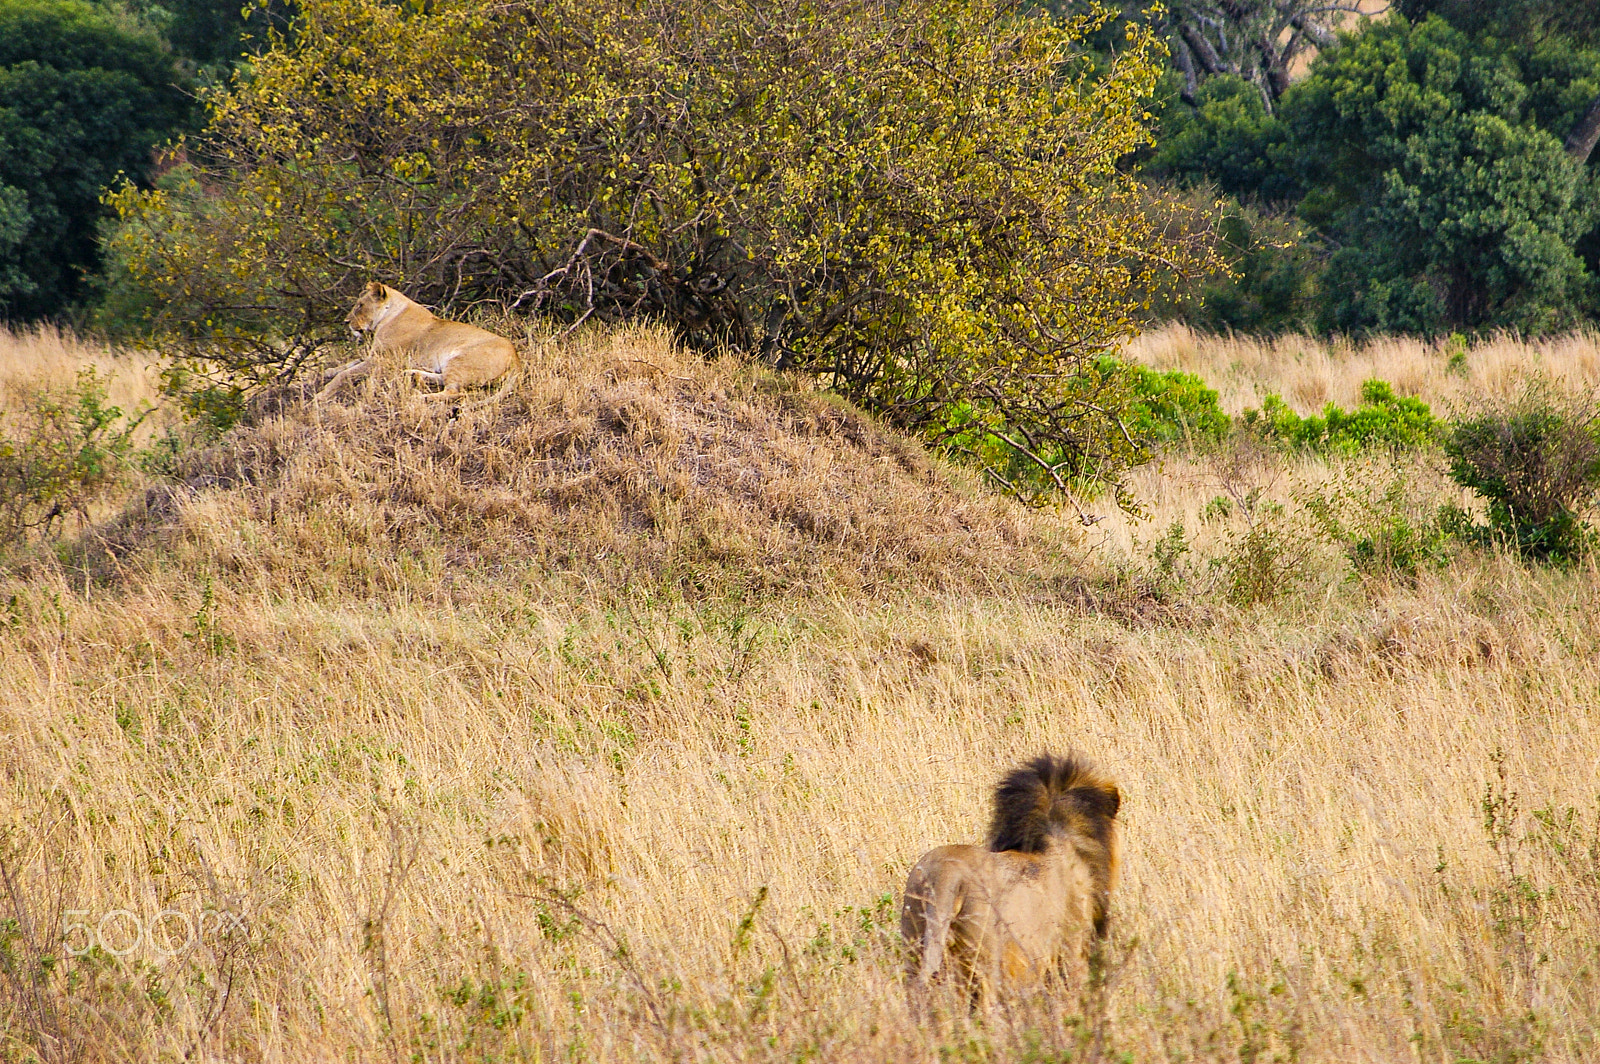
[[2, 324, 1597, 1062]]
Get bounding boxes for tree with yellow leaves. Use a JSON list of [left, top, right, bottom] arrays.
[[108, 0, 1213, 502]]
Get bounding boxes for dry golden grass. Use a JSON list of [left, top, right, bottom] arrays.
[[0, 324, 166, 425], [1125, 322, 1600, 415], [2, 326, 1598, 1063]]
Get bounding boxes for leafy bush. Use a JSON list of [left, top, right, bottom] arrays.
[[0, 369, 141, 545], [936, 358, 1228, 503], [1114, 359, 1231, 449], [106, 0, 1216, 503], [1303, 466, 1454, 581], [1243, 380, 1441, 454], [1445, 385, 1600, 561], [1216, 517, 1316, 607]]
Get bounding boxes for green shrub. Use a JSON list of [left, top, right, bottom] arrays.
[[1146, 74, 1298, 201], [0, 369, 141, 545], [1104, 358, 1231, 449], [936, 359, 1228, 504], [1243, 380, 1441, 454], [1302, 468, 1454, 581], [1444, 385, 1600, 561]]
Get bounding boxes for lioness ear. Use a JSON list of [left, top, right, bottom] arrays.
[[367, 281, 386, 297]]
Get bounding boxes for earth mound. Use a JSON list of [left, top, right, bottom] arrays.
[[116, 325, 1076, 596]]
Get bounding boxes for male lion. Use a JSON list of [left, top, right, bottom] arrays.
[[317, 282, 518, 401], [901, 753, 1121, 1009]]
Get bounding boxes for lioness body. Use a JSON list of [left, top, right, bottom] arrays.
[[901, 754, 1120, 1008], [318, 282, 517, 400]]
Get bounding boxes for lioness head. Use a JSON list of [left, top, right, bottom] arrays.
[[346, 281, 396, 333]]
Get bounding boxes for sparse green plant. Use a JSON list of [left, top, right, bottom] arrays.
[[1201, 494, 1234, 522], [1214, 516, 1316, 606], [1302, 465, 1454, 581], [1145, 520, 1193, 600], [181, 578, 235, 656], [1445, 383, 1600, 562], [0, 368, 142, 547]]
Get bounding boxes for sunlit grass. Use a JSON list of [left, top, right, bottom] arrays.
[[1, 325, 1597, 1062]]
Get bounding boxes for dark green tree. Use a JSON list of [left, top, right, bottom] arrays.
[[0, 0, 192, 319], [1284, 14, 1596, 333], [121, 0, 295, 70], [1147, 74, 1297, 200], [1397, 1, 1600, 164]]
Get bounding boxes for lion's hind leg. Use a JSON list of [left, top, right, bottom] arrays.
[[902, 850, 975, 1017], [406, 368, 453, 392]]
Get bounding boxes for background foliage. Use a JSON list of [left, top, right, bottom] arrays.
[[1147, 5, 1600, 336], [0, 0, 193, 319]]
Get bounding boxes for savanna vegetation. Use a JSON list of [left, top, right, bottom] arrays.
[[3, 0, 1600, 1061], [4, 323, 1600, 1063]]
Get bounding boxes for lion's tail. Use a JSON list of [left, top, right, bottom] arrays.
[[987, 752, 1120, 854]]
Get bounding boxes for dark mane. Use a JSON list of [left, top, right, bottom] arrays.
[[987, 752, 1120, 855]]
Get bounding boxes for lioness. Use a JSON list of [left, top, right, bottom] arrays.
[[901, 753, 1121, 1009], [317, 282, 518, 400]]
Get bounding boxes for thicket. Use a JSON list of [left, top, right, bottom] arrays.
[[1243, 380, 1442, 454], [1148, 10, 1600, 335], [1117, 359, 1230, 448], [1134, 372, 1600, 580], [106, 0, 1214, 506], [0, 0, 194, 319]]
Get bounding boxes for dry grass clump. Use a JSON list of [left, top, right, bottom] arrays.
[[96, 323, 1063, 597]]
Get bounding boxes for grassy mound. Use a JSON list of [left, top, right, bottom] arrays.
[[109, 325, 1068, 597]]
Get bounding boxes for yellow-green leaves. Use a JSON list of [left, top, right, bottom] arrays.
[[108, 0, 1214, 502]]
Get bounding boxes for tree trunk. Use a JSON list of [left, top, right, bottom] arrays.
[[1172, 37, 1200, 104], [1181, 25, 1229, 77], [1564, 92, 1600, 164]]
